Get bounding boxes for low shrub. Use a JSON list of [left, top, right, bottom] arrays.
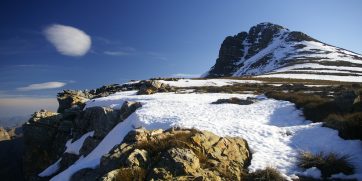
[[323, 113, 362, 140], [298, 152, 354, 178], [245, 167, 287, 181]]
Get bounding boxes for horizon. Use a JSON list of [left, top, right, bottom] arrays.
[[1, 0, 362, 118]]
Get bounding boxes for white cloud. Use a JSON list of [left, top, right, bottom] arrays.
[[171, 73, 201, 78], [17, 82, 66, 91], [44, 24, 91, 56]]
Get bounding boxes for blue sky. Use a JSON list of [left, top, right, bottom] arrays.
[[0, 0, 362, 117]]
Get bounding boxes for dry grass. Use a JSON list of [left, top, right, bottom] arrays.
[[245, 167, 287, 181], [114, 167, 146, 181], [323, 113, 362, 140], [265, 91, 339, 122], [298, 152, 354, 178], [192, 76, 356, 85]]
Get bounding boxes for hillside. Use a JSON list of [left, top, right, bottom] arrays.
[[10, 78, 361, 181], [203, 23, 362, 82]]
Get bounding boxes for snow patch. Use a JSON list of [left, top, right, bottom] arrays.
[[299, 167, 322, 179], [65, 131, 94, 155], [39, 158, 62, 177]]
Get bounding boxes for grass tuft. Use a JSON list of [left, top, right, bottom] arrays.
[[298, 151, 354, 178], [245, 167, 287, 181]]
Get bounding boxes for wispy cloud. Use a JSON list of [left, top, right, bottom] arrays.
[[147, 51, 168, 61], [171, 73, 201, 78], [17, 81, 66, 91], [44, 24, 91, 56], [103, 47, 136, 56]]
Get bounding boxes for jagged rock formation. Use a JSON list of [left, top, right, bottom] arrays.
[[71, 128, 251, 181], [22, 98, 142, 180], [57, 80, 174, 113], [204, 22, 362, 80]]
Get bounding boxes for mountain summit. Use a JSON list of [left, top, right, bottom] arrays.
[[204, 22, 362, 81]]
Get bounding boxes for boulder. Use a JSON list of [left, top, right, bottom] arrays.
[[57, 90, 92, 113], [119, 101, 142, 120], [75, 128, 251, 181], [80, 107, 120, 138], [137, 80, 174, 95]]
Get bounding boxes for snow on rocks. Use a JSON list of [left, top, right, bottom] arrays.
[[158, 78, 263, 87], [65, 131, 94, 155], [38, 158, 62, 177], [257, 73, 362, 82], [298, 167, 322, 179], [50, 86, 362, 180]]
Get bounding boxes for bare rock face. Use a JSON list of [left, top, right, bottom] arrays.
[[0, 127, 10, 141], [57, 90, 92, 113], [22, 100, 142, 180], [22, 110, 65, 180], [71, 128, 251, 181]]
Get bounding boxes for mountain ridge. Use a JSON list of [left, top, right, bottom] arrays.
[[204, 22, 362, 82]]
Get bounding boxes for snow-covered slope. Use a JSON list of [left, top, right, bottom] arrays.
[[204, 22, 362, 82], [45, 79, 362, 181]]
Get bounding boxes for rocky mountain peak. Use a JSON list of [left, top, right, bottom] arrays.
[[204, 22, 362, 80]]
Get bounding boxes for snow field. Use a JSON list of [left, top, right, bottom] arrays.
[[49, 89, 362, 180]]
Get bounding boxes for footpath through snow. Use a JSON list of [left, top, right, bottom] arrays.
[[49, 90, 362, 180]]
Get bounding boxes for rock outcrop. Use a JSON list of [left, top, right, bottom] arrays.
[[212, 97, 257, 105], [0, 127, 10, 141], [22, 100, 142, 180], [137, 80, 175, 95], [71, 128, 251, 181]]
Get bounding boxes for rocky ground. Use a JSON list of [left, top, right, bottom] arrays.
[[1, 78, 361, 181]]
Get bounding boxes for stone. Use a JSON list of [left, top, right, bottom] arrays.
[[80, 107, 120, 138], [94, 128, 250, 181], [0, 127, 10, 141], [125, 149, 149, 168], [212, 97, 256, 105], [57, 90, 92, 113], [137, 80, 174, 95], [119, 101, 142, 121]]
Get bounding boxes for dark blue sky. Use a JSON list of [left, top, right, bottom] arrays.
[[0, 0, 361, 116]]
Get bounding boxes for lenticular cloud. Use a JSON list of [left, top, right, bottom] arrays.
[[44, 24, 91, 56]]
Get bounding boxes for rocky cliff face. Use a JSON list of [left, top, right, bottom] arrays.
[[204, 22, 362, 79]]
